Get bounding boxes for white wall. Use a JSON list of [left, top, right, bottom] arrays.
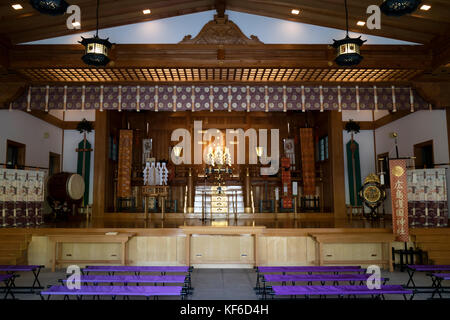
[[343, 130, 376, 205], [49, 110, 96, 122], [63, 130, 95, 205], [375, 110, 449, 164], [0, 110, 62, 168]]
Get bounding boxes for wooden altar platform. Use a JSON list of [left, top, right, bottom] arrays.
[[0, 215, 448, 270]]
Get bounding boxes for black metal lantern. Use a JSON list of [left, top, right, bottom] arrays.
[[79, 36, 112, 67], [332, 36, 367, 66], [380, 0, 421, 16], [332, 0, 367, 67], [29, 0, 69, 15], [79, 0, 113, 67]]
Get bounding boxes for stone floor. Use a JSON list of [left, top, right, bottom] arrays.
[[3, 267, 449, 300]]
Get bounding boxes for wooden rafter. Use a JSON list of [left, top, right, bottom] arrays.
[[0, 1, 449, 45]]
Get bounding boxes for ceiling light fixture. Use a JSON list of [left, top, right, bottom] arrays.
[[332, 0, 366, 67], [291, 9, 300, 15], [420, 4, 431, 10], [143, 9, 151, 14], [357, 21, 366, 26], [72, 21, 80, 27], [79, 0, 113, 67], [379, 0, 422, 16], [12, 4, 23, 10], [29, 0, 70, 15]]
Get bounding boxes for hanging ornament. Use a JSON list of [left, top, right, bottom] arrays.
[[29, 0, 69, 15], [332, 0, 367, 67], [380, 0, 421, 16], [79, 0, 113, 67]]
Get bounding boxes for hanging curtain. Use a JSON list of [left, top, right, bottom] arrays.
[[346, 140, 362, 205], [77, 139, 91, 206], [299, 128, 316, 195]]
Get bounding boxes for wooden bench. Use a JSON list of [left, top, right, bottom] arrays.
[[0, 265, 43, 292], [40, 285, 187, 300], [254, 266, 364, 294], [266, 285, 412, 300]]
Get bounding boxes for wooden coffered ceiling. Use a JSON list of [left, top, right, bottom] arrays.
[[0, 0, 449, 107], [0, 0, 449, 44]]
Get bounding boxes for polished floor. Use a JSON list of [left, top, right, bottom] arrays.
[[6, 267, 448, 300]]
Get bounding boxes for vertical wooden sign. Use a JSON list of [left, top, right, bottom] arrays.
[[118, 130, 133, 198], [389, 159, 409, 242]]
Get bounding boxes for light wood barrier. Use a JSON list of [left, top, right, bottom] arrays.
[[48, 233, 136, 272], [310, 233, 394, 271]]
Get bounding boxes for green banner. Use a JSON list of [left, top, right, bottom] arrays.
[[77, 139, 91, 207], [346, 140, 362, 206]]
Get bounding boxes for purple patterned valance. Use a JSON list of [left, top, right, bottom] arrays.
[[10, 85, 431, 112]]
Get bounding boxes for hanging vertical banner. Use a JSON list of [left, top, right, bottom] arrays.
[[76, 139, 92, 206], [346, 140, 362, 206], [389, 159, 409, 242], [117, 130, 133, 198], [299, 128, 316, 195]]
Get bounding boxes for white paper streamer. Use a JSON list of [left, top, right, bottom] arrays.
[[99, 85, 104, 112], [45, 85, 49, 112], [118, 85, 122, 112], [136, 85, 140, 112]]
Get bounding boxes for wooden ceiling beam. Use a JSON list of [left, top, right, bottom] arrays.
[[8, 43, 431, 70], [227, 1, 436, 44], [245, 0, 449, 34], [4, 0, 215, 44]]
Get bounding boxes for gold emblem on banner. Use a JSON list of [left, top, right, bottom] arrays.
[[392, 165, 404, 177]]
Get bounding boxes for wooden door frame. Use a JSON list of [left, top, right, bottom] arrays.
[[413, 140, 434, 169], [6, 139, 26, 167], [49, 152, 61, 175]]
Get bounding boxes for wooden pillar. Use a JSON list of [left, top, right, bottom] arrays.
[[447, 109, 450, 162], [92, 110, 108, 218], [187, 167, 195, 213], [244, 166, 252, 213], [328, 111, 347, 220]]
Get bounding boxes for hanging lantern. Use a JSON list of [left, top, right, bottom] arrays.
[[380, 0, 421, 16], [332, 36, 366, 67], [79, 0, 113, 67], [331, 0, 366, 67], [29, 0, 69, 15], [79, 36, 112, 67]]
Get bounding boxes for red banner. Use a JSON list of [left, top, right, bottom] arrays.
[[299, 128, 316, 195], [389, 159, 409, 242]]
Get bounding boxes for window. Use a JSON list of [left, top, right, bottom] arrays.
[[318, 136, 328, 161], [6, 140, 25, 169]]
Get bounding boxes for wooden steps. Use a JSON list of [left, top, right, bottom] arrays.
[[0, 233, 30, 265], [413, 231, 450, 265]]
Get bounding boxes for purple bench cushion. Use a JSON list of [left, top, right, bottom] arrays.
[[61, 275, 187, 283], [258, 266, 363, 273], [272, 285, 412, 296], [0, 274, 13, 282], [41, 285, 183, 296], [83, 266, 189, 273], [0, 265, 42, 272], [263, 274, 385, 282], [432, 273, 450, 280], [408, 265, 450, 271]]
